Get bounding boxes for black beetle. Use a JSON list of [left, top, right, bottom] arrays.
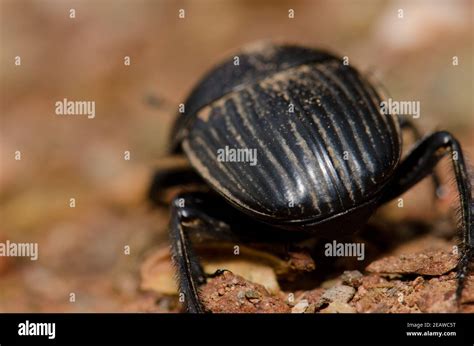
[[149, 43, 473, 313]]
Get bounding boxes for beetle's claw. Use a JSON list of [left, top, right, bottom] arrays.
[[206, 269, 230, 279]]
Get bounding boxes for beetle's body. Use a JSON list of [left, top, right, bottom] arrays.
[[173, 44, 401, 235], [150, 43, 473, 313]]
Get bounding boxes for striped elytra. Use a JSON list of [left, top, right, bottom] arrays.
[[173, 43, 402, 229]]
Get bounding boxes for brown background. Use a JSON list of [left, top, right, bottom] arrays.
[[0, 0, 472, 311]]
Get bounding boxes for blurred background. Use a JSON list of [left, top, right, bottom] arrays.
[[0, 0, 472, 312]]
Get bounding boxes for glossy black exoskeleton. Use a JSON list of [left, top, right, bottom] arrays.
[[149, 43, 473, 313]]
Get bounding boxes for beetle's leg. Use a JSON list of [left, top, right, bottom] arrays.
[[378, 131, 473, 302], [399, 116, 443, 198], [169, 191, 305, 312], [148, 166, 204, 206], [169, 195, 205, 313], [169, 191, 257, 313]]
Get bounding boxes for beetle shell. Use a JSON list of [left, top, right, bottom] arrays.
[[173, 43, 402, 227]]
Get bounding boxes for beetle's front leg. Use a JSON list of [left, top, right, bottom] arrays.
[[169, 192, 250, 313], [378, 131, 473, 304]]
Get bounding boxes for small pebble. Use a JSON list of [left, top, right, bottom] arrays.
[[291, 299, 309, 313], [321, 285, 356, 304], [237, 291, 245, 300], [341, 270, 363, 288], [245, 290, 260, 300]]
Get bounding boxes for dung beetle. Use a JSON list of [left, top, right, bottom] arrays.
[[149, 43, 473, 313]]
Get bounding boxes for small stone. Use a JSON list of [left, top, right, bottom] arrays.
[[287, 250, 316, 272], [237, 291, 245, 300], [217, 288, 225, 296], [291, 299, 309, 313], [413, 276, 425, 288], [341, 270, 363, 288], [245, 290, 261, 300], [321, 285, 356, 304], [302, 288, 325, 305]]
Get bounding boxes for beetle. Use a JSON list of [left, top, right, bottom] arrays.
[[149, 43, 473, 313]]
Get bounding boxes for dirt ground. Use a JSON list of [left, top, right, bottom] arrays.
[[137, 210, 474, 313], [0, 0, 473, 313]]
